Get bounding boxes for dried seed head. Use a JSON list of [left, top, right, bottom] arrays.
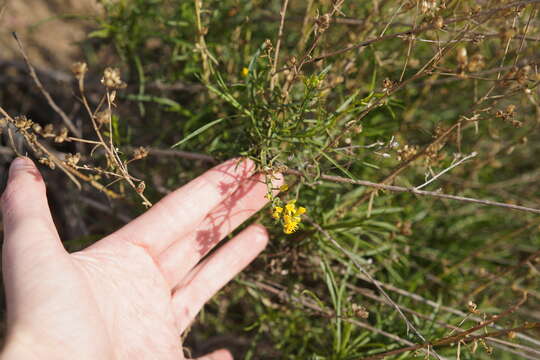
[[397, 144, 418, 162], [71, 62, 88, 80], [101, 67, 127, 89], [506, 104, 516, 114], [65, 153, 81, 168], [351, 304, 369, 319], [382, 78, 395, 93], [421, 0, 439, 15], [510, 119, 523, 128], [32, 123, 42, 133], [14, 115, 33, 130], [397, 221, 413, 236], [315, 13, 331, 33], [433, 16, 444, 29], [95, 110, 111, 125], [263, 39, 273, 51], [54, 127, 69, 143], [133, 146, 149, 160], [41, 124, 55, 138], [456, 47, 468, 66], [467, 301, 478, 313], [39, 157, 55, 170], [467, 54, 485, 72], [516, 65, 530, 85]]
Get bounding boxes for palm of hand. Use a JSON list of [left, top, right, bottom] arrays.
[[2, 158, 279, 360]]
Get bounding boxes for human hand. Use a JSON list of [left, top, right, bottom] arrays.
[[1, 157, 280, 360]]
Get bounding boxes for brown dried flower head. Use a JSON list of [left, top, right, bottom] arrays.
[[41, 124, 55, 138], [351, 303, 369, 319], [14, 115, 33, 131], [95, 109, 111, 125], [38, 157, 55, 170], [54, 127, 69, 143], [101, 67, 127, 89], [133, 146, 149, 160], [397, 144, 418, 162], [65, 153, 81, 168], [71, 62, 88, 80], [467, 54, 485, 72]]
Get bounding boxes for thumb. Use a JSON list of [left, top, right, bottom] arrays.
[[194, 349, 233, 360], [2, 157, 64, 261]]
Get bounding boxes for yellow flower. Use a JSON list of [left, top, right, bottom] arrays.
[[279, 184, 289, 192], [283, 213, 301, 234], [285, 200, 296, 214], [272, 206, 283, 219], [284, 221, 299, 234], [242, 67, 249, 77], [275, 199, 307, 235]]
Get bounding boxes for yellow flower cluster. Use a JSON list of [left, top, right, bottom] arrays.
[[273, 200, 306, 234]]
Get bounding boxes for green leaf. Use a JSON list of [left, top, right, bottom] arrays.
[[321, 152, 357, 180], [171, 117, 226, 148]]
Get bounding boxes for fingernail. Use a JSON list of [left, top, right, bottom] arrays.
[[9, 157, 33, 176]]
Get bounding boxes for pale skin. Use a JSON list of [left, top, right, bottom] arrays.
[[0, 157, 281, 360]]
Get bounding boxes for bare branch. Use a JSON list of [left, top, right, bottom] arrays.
[[12, 32, 81, 138], [285, 169, 540, 215]]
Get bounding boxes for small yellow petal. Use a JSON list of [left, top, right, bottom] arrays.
[[284, 221, 299, 234], [285, 201, 296, 214], [296, 207, 306, 215], [242, 67, 249, 76], [279, 184, 289, 192], [272, 206, 283, 219]]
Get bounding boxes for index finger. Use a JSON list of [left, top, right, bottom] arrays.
[[100, 158, 255, 256]]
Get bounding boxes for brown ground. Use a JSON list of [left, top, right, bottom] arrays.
[[1, 0, 100, 69]]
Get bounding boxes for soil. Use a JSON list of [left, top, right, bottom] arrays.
[[0, 0, 100, 69]]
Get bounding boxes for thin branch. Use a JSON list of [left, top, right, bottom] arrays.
[[285, 169, 540, 215], [270, 0, 289, 90], [0, 106, 122, 199], [415, 152, 477, 190], [131, 146, 217, 163], [144, 147, 540, 214], [12, 32, 81, 137]]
